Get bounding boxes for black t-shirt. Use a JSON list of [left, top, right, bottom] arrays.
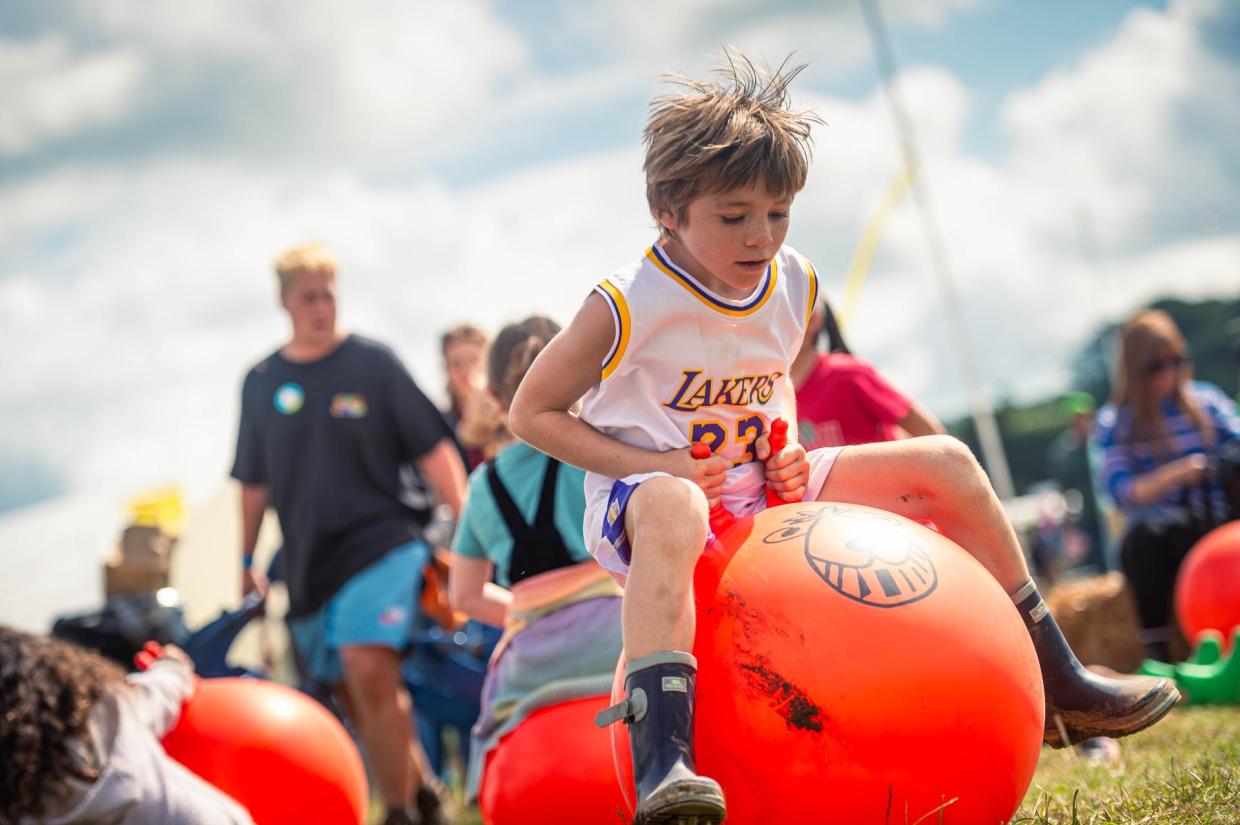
[[231, 334, 450, 618]]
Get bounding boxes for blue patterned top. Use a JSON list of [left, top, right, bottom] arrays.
[[1094, 380, 1240, 522]]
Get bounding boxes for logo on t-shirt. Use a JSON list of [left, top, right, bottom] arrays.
[[274, 383, 304, 415], [377, 604, 407, 627], [663, 369, 783, 413], [330, 393, 369, 419]]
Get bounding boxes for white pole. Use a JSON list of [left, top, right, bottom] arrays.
[[858, 0, 1016, 499]]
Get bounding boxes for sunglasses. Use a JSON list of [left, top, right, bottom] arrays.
[[1145, 354, 1189, 376]]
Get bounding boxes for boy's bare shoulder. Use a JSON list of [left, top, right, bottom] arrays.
[[553, 288, 621, 369]]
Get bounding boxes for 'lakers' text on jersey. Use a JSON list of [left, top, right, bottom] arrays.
[[579, 242, 820, 509]]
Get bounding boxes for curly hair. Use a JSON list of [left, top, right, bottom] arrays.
[[0, 626, 127, 822]]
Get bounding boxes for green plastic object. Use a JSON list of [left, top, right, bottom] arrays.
[[1138, 629, 1240, 705]]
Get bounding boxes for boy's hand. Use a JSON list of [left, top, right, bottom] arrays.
[[757, 436, 809, 503], [675, 445, 728, 509]]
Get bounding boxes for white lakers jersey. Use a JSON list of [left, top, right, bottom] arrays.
[[579, 242, 820, 509]]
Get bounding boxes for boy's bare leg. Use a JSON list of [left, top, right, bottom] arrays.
[[598, 475, 724, 823], [623, 476, 710, 659], [817, 435, 1179, 747], [815, 435, 1029, 590]]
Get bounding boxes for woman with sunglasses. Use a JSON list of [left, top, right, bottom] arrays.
[[1094, 309, 1240, 660]]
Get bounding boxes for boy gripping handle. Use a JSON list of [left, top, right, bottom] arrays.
[[511, 53, 1177, 825]]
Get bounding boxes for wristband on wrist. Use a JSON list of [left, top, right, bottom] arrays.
[[241, 554, 254, 570]]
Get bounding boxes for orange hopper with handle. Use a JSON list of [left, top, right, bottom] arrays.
[[690, 417, 793, 535]]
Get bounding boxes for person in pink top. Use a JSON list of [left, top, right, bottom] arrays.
[[791, 297, 944, 448]]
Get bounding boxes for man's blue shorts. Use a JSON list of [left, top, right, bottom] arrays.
[[288, 540, 428, 686]]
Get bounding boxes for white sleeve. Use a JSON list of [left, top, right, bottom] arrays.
[[123, 658, 197, 739]]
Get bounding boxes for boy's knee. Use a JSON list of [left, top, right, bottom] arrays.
[[627, 476, 710, 557], [921, 435, 988, 495]]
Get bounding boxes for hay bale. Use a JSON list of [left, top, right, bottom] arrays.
[[1045, 572, 1146, 673]]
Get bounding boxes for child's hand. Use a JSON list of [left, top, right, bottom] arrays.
[[673, 445, 728, 509], [758, 438, 809, 503], [158, 644, 195, 671], [134, 641, 196, 674]]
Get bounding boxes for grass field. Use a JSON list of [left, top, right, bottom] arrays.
[[420, 705, 1238, 825], [1013, 706, 1239, 824]]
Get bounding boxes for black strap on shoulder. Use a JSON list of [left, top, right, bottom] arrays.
[[486, 461, 534, 547], [486, 456, 577, 585]]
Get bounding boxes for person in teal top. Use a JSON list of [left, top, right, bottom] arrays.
[[447, 316, 623, 802], [453, 439, 593, 589]]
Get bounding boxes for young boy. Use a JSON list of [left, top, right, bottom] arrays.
[[510, 55, 1177, 825]]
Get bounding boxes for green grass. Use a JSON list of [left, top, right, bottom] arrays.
[[381, 706, 1238, 824], [1014, 706, 1239, 824]]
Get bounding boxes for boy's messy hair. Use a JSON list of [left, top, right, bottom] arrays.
[[274, 242, 337, 293], [644, 49, 821, 233]]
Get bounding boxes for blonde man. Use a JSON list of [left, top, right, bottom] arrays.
[[511, 54, 1177, 824], [232, 243, 466, 825]]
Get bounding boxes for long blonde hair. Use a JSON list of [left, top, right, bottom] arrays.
[[1109, 309, 1213, 453]]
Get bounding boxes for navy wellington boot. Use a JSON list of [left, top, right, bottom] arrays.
[[597, 652, 725, 824], [1013, 581, 1180, 748]]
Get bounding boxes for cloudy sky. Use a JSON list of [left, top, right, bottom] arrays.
[[2, 0, 1237, 518]]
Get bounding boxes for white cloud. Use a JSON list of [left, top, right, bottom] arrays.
[[1001, 0, 1240, 252], [0, 36, 144, 155], [1, 0, 1237, 530], [0, 148, 655, 506], [5, 1, 531, 169], [787, 0, 1240, 413]]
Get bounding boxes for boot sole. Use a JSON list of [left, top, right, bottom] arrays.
[[1043, 681, 1181, 749], [636, 782, 726, 825], [640, 803, 726, 825]]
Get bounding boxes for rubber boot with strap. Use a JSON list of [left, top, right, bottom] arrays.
[[597, 652, 726, 824], [1013, 580, 1180, 748]]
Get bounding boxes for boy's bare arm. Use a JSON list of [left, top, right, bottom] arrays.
[[511, 293, 725, 494]]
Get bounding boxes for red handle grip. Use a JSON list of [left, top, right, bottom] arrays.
[[764, 418, 792, 508], [768, 418, 788, 453], [690, 442, 737, 535], [691, 415, 794, 533], [133, 640, 164, 672]]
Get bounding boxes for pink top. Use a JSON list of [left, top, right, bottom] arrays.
[[795, 353, 912, 449]]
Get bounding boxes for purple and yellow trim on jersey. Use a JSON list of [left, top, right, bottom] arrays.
[[804, 259, 819, 327], [646, 244, 778, 318], [595, 279, 631, 381]]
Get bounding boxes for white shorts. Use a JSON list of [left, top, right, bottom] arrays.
[[583, 446, 844, 577]]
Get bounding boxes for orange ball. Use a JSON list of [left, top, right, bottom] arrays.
[[1175, 521, 1240, 649], [612, 502, 1044, 824], [163, 678, 368, 825], [479, 695, 626, 825]]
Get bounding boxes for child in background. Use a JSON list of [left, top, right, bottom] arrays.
[[0, 626, 253, 825], [447, 316, 623, 802], [441, 323, 507, 470], [791, 297, 945, 447], [511, 52, 1178, 824]]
